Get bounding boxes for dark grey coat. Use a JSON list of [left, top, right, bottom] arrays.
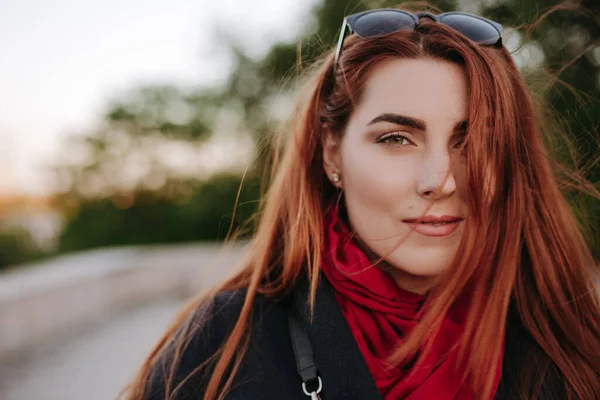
[[144, 276, 565, 400]]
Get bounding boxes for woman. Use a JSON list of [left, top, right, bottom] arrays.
[[123, 8, 600, 400]]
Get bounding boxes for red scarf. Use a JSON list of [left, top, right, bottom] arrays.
[[319, 208, 502, 399]]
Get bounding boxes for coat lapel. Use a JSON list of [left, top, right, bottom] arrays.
[[293, 276, 383, 400]]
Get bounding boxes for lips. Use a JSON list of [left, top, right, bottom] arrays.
[[403, 215, 464, 237], [403, 215, 463, 224]]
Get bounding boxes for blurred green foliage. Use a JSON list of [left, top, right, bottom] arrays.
[[3, 0, 597, 267], [56, 174, 260, 253], [0, 227, 45, 269]]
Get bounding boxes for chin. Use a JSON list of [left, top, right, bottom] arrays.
[[385, 252, 455, 278]]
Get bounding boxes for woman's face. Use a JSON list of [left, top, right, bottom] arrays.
[[323, 58, 469, 294]]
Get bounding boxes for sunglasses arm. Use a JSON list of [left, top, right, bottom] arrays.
[[334, 18, 351, 64]]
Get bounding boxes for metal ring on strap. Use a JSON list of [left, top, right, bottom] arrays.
[[301, 376, 323, 396]]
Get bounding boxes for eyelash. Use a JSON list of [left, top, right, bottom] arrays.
[[377, 133, 414, 147], [377, 133, 464, 149]]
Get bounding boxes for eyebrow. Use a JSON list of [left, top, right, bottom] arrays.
[[367, 113, 468, 133]]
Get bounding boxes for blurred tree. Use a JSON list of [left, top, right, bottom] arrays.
[[51, 83, 259, 252], [53, 85, 226, 196]]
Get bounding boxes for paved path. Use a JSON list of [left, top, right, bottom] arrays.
[[0, 242, 245, 400], [0, 298, 186, 400]]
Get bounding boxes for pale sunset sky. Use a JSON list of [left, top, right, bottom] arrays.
[[0, 0, 316, 196]]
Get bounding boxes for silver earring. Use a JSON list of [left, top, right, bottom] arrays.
[[332, 172, 340, 183]]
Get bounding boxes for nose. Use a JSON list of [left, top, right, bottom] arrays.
[[416, 150, 457, 200]]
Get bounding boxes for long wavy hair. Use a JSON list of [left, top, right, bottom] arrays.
[[122, 8, 600, 400]]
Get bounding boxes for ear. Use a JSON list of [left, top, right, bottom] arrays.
[[322, 127, 342, 187]]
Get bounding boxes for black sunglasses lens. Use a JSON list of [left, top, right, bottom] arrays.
[[353, 11, 416, 38], [439, 14, 500, 46]]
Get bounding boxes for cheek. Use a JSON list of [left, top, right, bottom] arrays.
[[340, 140, 415, 208]]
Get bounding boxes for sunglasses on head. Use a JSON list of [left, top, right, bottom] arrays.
[[335, 9, 504, 64]]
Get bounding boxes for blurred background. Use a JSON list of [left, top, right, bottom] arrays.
[[0, 0, 598, 399]]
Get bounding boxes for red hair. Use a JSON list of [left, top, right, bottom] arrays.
[[122, 12, 600, 400]]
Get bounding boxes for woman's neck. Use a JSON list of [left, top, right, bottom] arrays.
[[382, 264, 439, 295], [358, 242, 438, 295]]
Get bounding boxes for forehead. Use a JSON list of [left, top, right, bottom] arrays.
[[355, 58, 468, 127]]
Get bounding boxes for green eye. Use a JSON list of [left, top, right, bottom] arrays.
[[378, 133, 413, 146]]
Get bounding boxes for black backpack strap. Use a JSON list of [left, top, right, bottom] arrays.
[[288, 310, 323, 399]]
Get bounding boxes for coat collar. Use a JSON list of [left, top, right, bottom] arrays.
[[292, 275, 383, 400]]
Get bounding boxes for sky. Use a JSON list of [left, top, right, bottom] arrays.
[[0, 0, 317, 196]]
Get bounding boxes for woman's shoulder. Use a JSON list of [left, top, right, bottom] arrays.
[[142, 288, 294, 400], [162, 287, 291, 361], [199, 288, 291, 335]]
